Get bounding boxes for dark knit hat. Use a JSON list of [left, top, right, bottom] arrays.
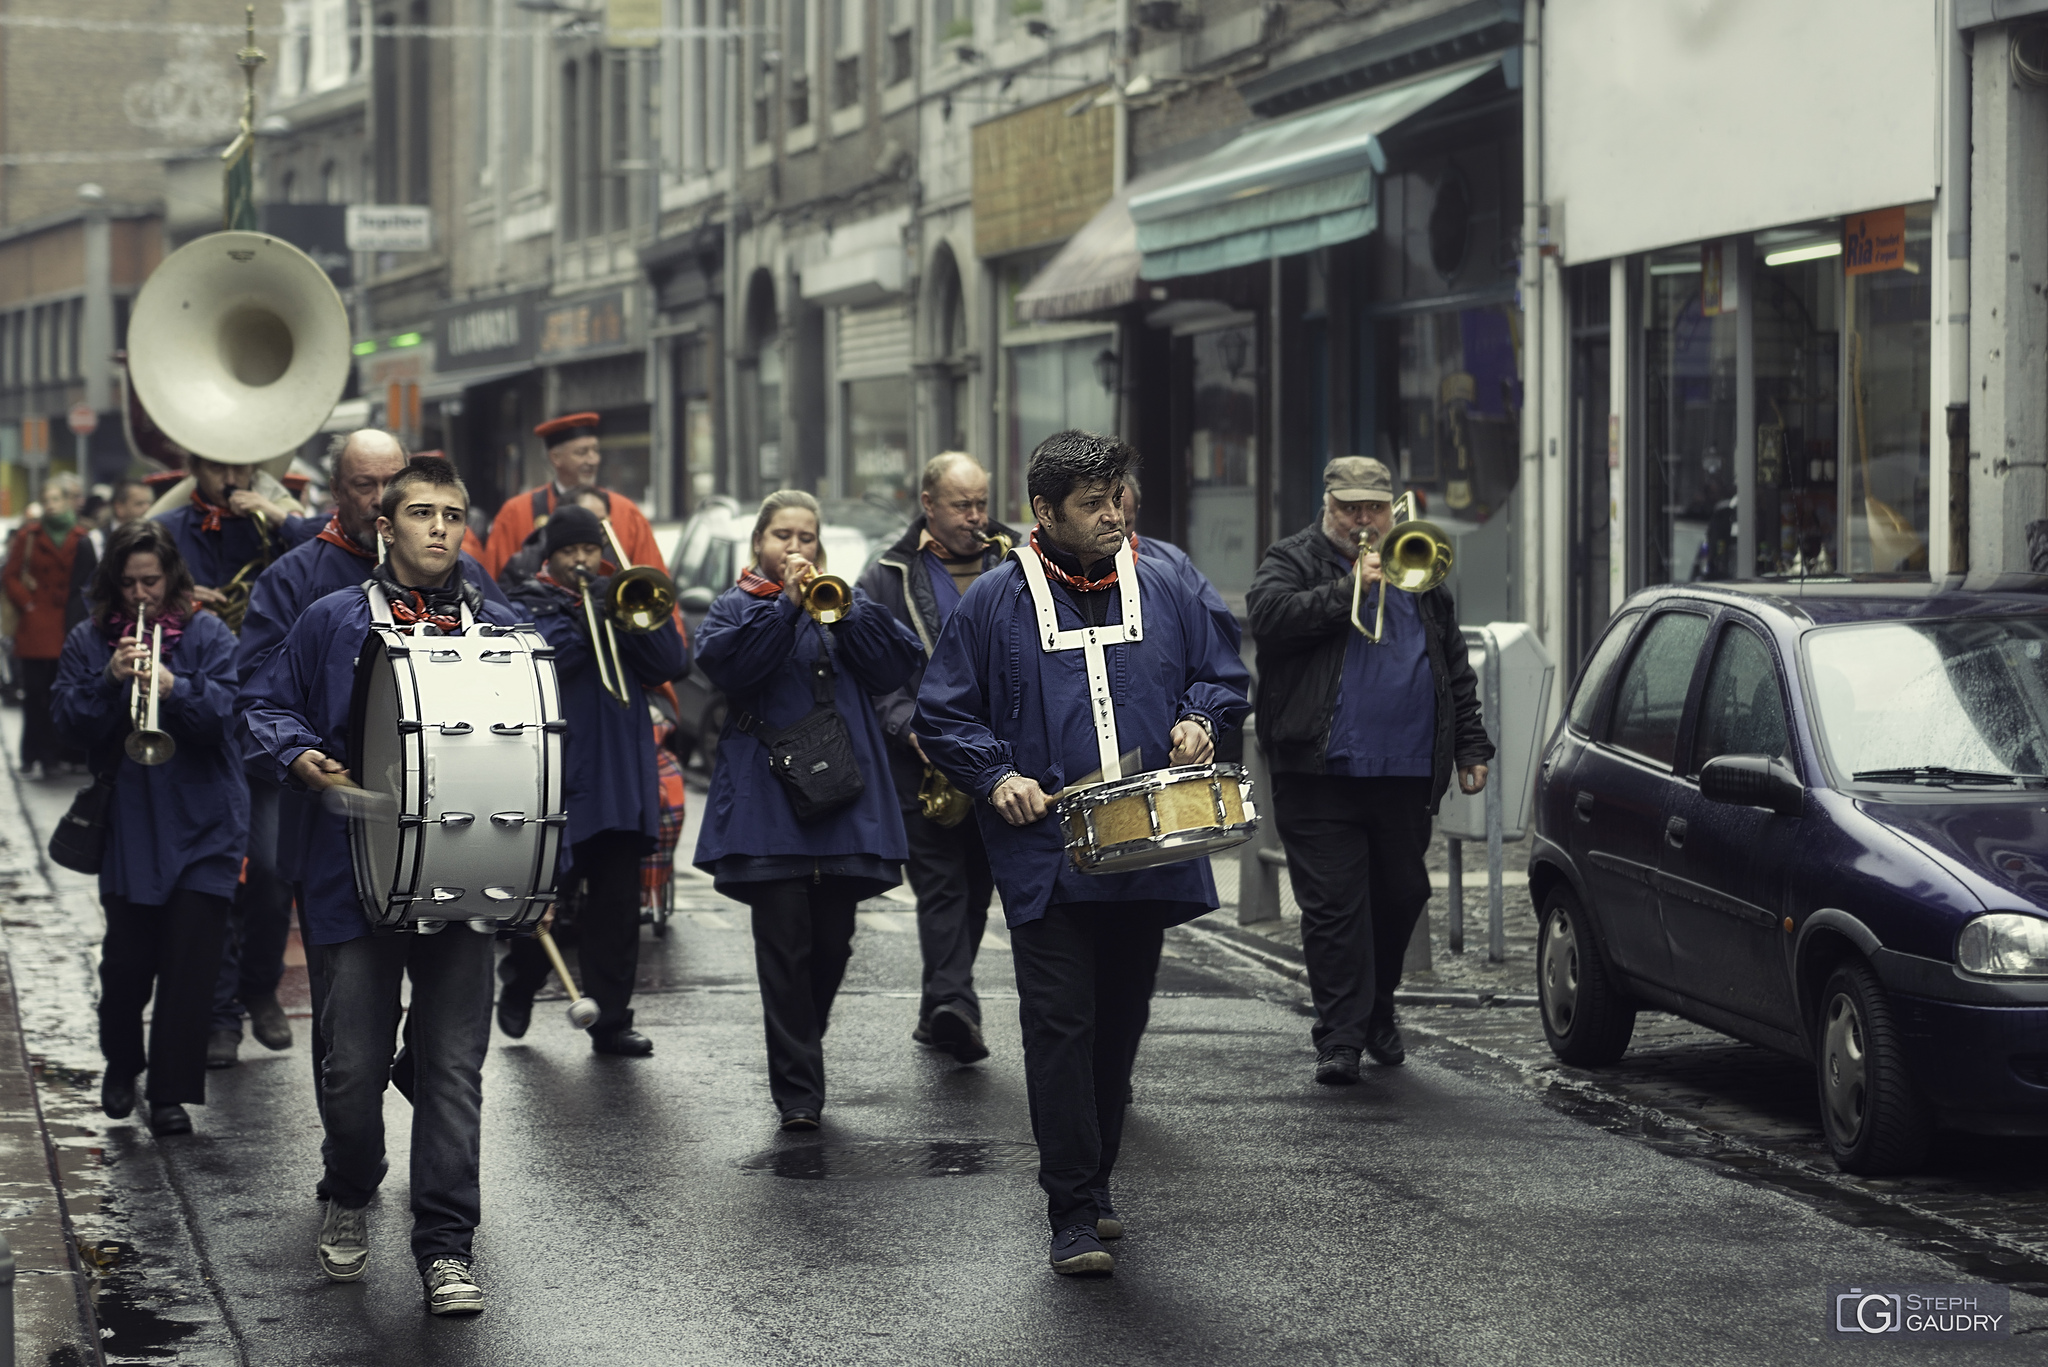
[[543, 505, 605, 559]]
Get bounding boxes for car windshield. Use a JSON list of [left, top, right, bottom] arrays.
[[1804, 618, 2048, 783]]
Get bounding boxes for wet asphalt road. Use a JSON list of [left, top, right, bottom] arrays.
[[4, 725, 2045, 1363]]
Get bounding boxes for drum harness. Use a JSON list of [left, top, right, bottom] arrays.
[[1012, 540, 1143, 785], [365, 581, 477, 635]]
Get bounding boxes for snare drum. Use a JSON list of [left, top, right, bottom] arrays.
[[349, 624, 566, 931], [1055, 763, 1257, 875]]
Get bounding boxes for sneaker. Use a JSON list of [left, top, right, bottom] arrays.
[[1364, 1018, 1407, 1067], [246, 993, 293, 1051], [318, 1200, 369, 1282], [927, 1003, 990, 1064], [206, 1028, 240, 1070], [1314, 1046, 1362, 1086], [422, 1258, 484, 1315], [1049, 1223, 1114, 1276], [1091, 1188, 1123, 1241]]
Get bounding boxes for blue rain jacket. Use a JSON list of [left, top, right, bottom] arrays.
[[153, 502, 318, 593], [913, 554, 1250, 928], [237, 585, 520, 945], [52, 611, 249, 905]]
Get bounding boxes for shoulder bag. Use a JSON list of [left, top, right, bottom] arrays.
[[734, 645, 866, 823]]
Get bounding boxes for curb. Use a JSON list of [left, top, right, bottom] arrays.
[[1184, 918, 1540, 1010]]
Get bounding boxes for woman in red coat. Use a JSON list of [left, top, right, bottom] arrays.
[[3, 474, 85, 777]]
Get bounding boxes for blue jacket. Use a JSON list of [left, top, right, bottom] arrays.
[[507, 575, 689, 858], [154, 502, 318, 593], [52, 612, 249, 906], [237, 585, 521, 945], [690, 588, 922, 883], [1142, 535, 1242, 653], [913, 554, 1251, 927], [234, 534, 508, 685]]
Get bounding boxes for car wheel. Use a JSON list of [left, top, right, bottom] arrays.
[[1815, 958, 1933, 1175], [1537, 887, 1637, 1066]]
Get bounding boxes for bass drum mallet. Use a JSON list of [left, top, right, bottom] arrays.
[[535, 927, 601, 1029]]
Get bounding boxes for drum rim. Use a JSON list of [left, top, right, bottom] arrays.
[[1051, 761, 1247, 816], [1073, 826, 1256, 870]]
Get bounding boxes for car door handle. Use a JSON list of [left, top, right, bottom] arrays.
[[1574, 791, 1595, 822], [1665, 816, 1688, 848]]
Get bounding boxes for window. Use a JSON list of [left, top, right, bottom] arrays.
[[885, 0, 913, 84], [933, 0, 969, 55], [1690, 624, 1788, 773], [834, 0, 862, 109], [321, 159, 340, 201], [1568, 610, 1642, 734], [279, 1, 312, 98], [751, 0, 774, 142], [846, 377, 911, 505], [1606, 611, 1710, 767], [787, 0, 810, 127], [561, 60, 583, 237]]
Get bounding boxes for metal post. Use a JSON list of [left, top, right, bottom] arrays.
[[1483, 627, 1506, 963], [1236, 716, 1283, 924], [1447, 836, 1464, 954]]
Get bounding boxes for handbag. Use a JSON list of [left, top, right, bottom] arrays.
[[48, 767, 117, 875], [735, 647, 866, 823]]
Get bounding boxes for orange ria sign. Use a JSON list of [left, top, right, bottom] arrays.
[[1844, 208, 1907, 276]]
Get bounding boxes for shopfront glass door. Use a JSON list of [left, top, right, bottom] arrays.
[[1644, 246, 1741, 584], [1183, 324, 1259, 594], [1751, 226, 1842, 575], [1844, 204, 1933, 572], [845, 377, 912, 509]]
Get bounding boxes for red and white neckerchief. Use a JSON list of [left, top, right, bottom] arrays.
[[1028, 528, 1120, 592], [190, 489, 239, 534], [314, 515, 373, 561], [385, 591, 463, 634], [737, 567, 783, 599]]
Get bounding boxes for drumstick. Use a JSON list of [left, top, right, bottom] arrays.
[[322, 784, 398, 822], [535, 927, 602, 1029], [1046, 748, 1144, 802]]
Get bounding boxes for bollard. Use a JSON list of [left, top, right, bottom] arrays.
[[1236, 716, 1285, 925], [0, 1229, 15, 1367], [1447, 837, 1464, 954], [1483, 632, 1506, 963]]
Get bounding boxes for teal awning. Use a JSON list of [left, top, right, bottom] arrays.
[[1129, 60, 1498, 281]]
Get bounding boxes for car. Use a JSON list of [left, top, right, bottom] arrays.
[[1530, 574, 2048, 1175], [665, 494, 895, 775]]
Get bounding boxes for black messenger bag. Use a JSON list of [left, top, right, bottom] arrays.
[[735, 651, 866, 823]]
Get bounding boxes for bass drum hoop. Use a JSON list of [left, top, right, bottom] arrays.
[[347, 627, 426, 927]]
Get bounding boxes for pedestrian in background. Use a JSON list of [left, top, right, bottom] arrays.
[[53, 520, 246, 1137], [692, 489, 923, 1132], [5, 472, 87, 777], [1245, 456, 1491, 1087], [66, 480, 154, 634]]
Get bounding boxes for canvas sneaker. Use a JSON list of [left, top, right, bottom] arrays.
[[317, 1200, 369, 1282], [423, 1258, 485, 1315]]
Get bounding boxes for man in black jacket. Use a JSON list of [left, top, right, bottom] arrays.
[[854, 452, 1021, 1064], [1246, 456, 1493, 1086]]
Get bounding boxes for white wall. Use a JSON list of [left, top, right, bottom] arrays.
[[1545, 0, 1942, 263]]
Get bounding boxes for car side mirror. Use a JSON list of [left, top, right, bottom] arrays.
[[678, 585, 716, 614], [1699, 753, 1803, 817]]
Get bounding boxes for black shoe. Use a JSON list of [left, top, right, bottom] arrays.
[[778, 1108, 820, 1132], [100, 1072, 136, 1120], [246, 993, 293, 1051], [496, 993, 533, 1040], [1049, 1223, 1113, 1276], [148, 1104, 192, 1137], [1091, 1188, 1123, 1241], [205, 1028, 239, 1069], [1315, 1046, 1362, 1086], [1365, 1019, 1407, 1067], [927, 1003, 989, 1064], [910, 1017, 935, 1046], [592, 1028, 654, 1057]]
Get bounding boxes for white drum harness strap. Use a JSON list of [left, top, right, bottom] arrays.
[[1012, 540, 1143, 783], [365, 581, 477, 633]]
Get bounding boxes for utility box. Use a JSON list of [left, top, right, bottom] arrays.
[[1438, 622, 1554, 843]]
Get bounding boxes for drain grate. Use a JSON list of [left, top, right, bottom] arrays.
[[739, 1138, 1037, 1181]]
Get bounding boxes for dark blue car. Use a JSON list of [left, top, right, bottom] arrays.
[[1531, 575, 2048, 1175]]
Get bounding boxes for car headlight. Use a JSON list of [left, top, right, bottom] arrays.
[[1958, 914, 2048, 976]]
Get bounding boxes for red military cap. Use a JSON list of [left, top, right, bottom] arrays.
[[535, 412, 602, 447]]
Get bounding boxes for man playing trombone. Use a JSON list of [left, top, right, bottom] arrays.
[[1245, 456, 1492, 1087], [497, 505, 689, 1056]]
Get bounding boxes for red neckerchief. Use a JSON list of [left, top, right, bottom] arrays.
[[386, 592, 462, 634], [190, 489, 239, 534], [737, 567, 782, 598], [105, 607, 188, 655], [315, 515, 373, 561], [1029, 528, 1119, 592]]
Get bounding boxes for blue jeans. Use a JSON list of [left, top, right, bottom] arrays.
[[315, 926, 495, 1268]]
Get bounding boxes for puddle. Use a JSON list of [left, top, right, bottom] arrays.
[[739, 1138, 1037, 1181]]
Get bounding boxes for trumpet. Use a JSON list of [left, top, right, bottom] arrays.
[[1352, 491, 1455, 643], [796, 565, 853, 624], [918, 764, 973, 827], [124, 605, 176, 766]]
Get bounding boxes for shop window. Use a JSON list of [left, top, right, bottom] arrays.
[[1643, 243, 1743, 584], [1005, 336, 1115, 522], [846, 377, 912, 506], [1844, 204, 1933, 572], [1182, 324, 1259, 595]]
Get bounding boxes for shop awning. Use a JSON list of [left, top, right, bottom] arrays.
[[1129, 59, 1499, 281], [1013, 177, 1149, 322]]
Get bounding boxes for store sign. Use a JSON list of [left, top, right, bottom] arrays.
[[972, 89, 1116, 259], [346, 205, 433, 252], [606, 0, 661, 47], [537, 290, 633, 361], [433, 289, 542, 372], [1844, 207, 1907, 276]]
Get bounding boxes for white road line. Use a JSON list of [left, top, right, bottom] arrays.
[[858, 910, 914, 933]]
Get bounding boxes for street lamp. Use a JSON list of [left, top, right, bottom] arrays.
[[1092, 347, 1120, 395]]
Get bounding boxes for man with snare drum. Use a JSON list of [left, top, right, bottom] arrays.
[[915, 431, 1248, 1278], [239, 457, 515, 1317]]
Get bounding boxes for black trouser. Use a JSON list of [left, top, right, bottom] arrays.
[[99, 891, 231, 1106], [1270, 772, 1434, 1052], [1010, 900, 1166, 1234], [213, 776, 293, 1031], [743, 876, 860, 1115], [890, 751, 995, 1026], [501, 831, 646, 1034], [19, 657, 79, 768]]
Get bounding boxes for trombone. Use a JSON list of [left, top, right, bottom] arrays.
[[125, 605, 176, 766], [581, 519, 681, 706], [1352, 491, 1455, 643]]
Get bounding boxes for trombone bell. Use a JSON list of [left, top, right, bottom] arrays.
[[598, 518, 678, 632], [1350, 492, 1454, 642]]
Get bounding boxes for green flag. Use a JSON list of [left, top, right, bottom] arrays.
[[224, 137, 256, 231]]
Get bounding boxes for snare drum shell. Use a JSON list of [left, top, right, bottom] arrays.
[[1057, 763, 1258, 875]]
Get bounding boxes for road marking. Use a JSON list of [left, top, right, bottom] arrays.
[[1430, 870, 1529, 888], [686, 910, 733, 930], [858, 911, 915, 934]]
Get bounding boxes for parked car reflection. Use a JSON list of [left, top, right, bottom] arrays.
[[1531, 576, 2048, 1174]]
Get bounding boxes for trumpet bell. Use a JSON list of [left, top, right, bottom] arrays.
[[605, 565, 677, 632], [804, 574, 853, 624], [1382, 518, 1455, 594], [127, 231, 353, 465], [124, 730, 176, 767]]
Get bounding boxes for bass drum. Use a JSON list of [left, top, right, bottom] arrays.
[[349, 624, 566, 931]]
